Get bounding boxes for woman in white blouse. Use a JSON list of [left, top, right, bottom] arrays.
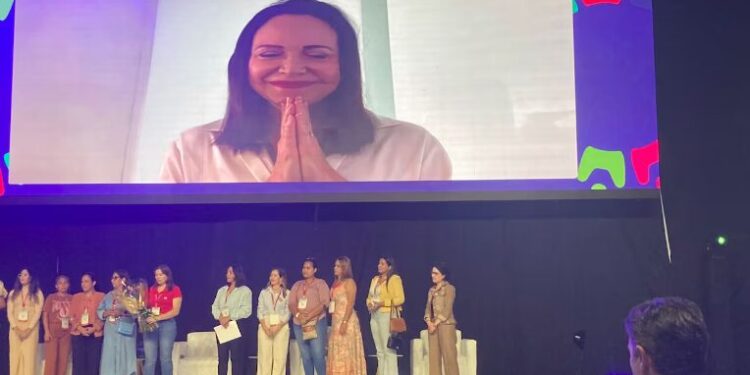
[[160, 0, 451, 183], [211, 265, 253, 375], [256, 268, 291, 375]]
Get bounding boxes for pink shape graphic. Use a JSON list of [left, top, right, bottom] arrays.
[[631, 140, 659, 186], [0, 170, 5, 196], [582, 0, 622, 6]]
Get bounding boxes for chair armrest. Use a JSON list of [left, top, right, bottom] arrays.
[[173, 342, 188, 358]]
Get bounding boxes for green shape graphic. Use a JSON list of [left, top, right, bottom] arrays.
[[591, 183, 607, 190], [0, 0, 14, 22], [3, 152, 8, 168], [578, 146, 626, 188], [572, 0, 579, 14]]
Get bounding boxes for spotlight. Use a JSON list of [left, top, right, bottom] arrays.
[[715, 235, 728, 246]]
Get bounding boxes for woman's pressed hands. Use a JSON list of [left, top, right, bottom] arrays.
[[268, 97, 303, 182], [267, 97, 346, 182], [294, 97, 345, 182]]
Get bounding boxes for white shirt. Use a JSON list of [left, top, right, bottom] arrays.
[[257, 287, 291, 324], [211, 285, 252, 321], [161, 116, 452, 183]]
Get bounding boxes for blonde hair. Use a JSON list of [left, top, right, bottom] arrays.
[[335, 256, 354, 280]]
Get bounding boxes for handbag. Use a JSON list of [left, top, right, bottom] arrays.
[[117, 319, 136, 336], [387, 333, 403, 351], [301, 320, 318, 341], [389, 300, 407, 334]]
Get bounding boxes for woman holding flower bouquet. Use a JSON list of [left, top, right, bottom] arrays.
[[211, 265, 253, 375], [97, 270, 137, 375], [144, 265, 182, 375]]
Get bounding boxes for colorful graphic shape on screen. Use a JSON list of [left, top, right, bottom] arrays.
[[0, 0, 658, 200]]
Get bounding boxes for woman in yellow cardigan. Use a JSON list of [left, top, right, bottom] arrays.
[[366, 257, 405, 375]]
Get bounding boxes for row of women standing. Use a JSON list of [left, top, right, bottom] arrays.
[[0, 266, 182, 375], [2, 257, 458, 375], [214, 256, 459, 375]]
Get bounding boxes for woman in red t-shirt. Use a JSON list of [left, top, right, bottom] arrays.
[[143, 265, 182, 375]]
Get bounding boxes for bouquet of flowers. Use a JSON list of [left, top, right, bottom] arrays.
[[116, 282, 159, 333]]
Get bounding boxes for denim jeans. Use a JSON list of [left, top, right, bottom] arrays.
[[371, 311, 399, 375], [292, 318, 327, 375], [143, 318, 177, 375]]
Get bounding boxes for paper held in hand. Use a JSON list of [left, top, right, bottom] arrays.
[[214, 320, 242, 344]]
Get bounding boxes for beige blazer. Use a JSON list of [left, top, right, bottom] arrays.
[[424, 282, 456, 325], [160, 116, 451, 183]]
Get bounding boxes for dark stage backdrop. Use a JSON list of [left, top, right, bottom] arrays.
[[0, 200, 668, 374]]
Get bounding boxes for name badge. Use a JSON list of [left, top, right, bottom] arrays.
[[81, 311, 90, 326], [297, 297, 307, 310], [151, 307, 161, 316], [221, 309, 230, 317], [61, 317, 70, 330], [18, 309, 29, 322], [328, 301, 336, 314], [268, 314, 280, 326]]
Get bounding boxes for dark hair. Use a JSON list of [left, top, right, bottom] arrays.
[[112, 270, 130, 287], [154, 265, 175, 291], [80, 273, 98, 292], [378, 256, 397, 283], [134, 278, 149, 288], [81, 272, 97, 284], [624, 297, 709, 375], [228, 265, 248, 288], [214, 0, 375, 156], [12, 268, 41, 303], [432, 262, 450, 281], [303, 257, 318, 270], [54, 275, 70, 287], [335, 256, 354, 280]]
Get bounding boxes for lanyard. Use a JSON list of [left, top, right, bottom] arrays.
[[224, 287, 234, 306], [271, 289, 282, 311], [302, 279, 315, 297], [21, 291, 30, 308]]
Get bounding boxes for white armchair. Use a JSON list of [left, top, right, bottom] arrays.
[[173, 332, 231, 375], [410, 329, 477, 375]]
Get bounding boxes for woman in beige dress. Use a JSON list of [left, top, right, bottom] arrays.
[[327, 256, 366, 375], [7, 269, 45, 375]]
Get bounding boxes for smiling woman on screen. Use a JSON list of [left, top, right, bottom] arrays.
[[160, 0, 451, 183]]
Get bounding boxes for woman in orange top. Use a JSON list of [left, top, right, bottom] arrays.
[[69, 273, 105, 375], [42, 275, 73, 375]]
